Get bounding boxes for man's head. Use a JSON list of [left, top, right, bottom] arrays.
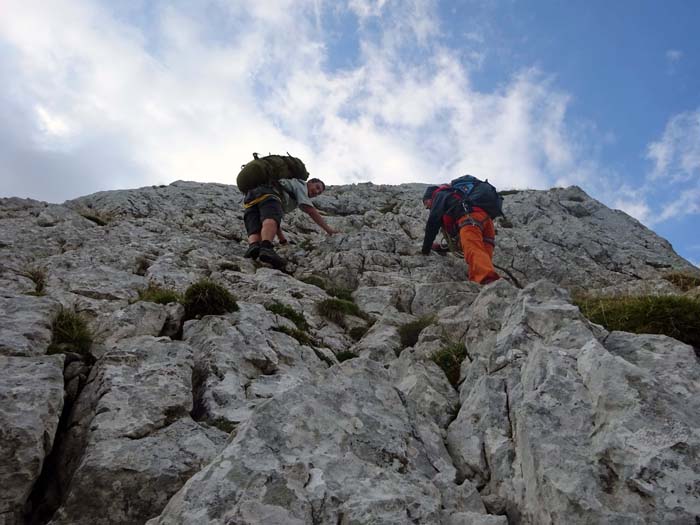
[[307, 178, 326, 198], [422, 185, 439, 209]]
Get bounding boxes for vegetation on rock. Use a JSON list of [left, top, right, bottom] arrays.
[[22, 266, 47, 296], [138, 283, 182, 305], [48, 307, 93, 357], [316, 298, 368, 327], [663, 272, 700, 292], [79, 210, 111, 226], [272, 326, 315, 346], [575, 294, 700, 348], [183, 279, 238, 319], [266, 302, 309, 331], [398, 316, 435, 349], [431, 342, 467, 388]]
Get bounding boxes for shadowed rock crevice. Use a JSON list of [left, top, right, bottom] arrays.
[[24, 356, 95, 525]]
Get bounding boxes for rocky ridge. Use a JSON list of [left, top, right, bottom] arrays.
[[0, 181, 698, 524]]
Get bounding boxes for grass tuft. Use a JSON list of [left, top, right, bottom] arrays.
[[316, 298, 366, 327], [79, 210, 110, 226], [398, 315, 435, 349], [139, 283, 182, 305], [48, 307, 93, 358], [327, 287, 354, 302], [22, 266, 47, 296], [663, 272, 700, 292], [575, 294, 700, 348], [219, 262, 241, 272], [183, 279, 238, 319], [266, 302, 309, 331], [272, 326, 315, 346], [301, 275, 327, 289], [431, 342, 467, 388]]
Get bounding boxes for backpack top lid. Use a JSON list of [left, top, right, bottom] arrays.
[[422, 186, 440, 201]]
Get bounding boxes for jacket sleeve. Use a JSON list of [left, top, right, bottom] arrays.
[[421, 194, 446, 254]]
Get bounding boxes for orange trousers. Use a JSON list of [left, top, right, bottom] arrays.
[[457, 210, 500, 284]]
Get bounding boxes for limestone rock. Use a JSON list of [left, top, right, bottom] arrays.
[[0, 355, 64, 525], [148, 359, 486, 525], [1, 182, 698, 525], [48, 336, 226, 525], [0, 296, 61, 357], [449, 280, 700, 524]]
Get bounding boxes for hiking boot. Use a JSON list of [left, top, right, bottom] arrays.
[[244, 242, 261, 260], [258, 242, 286, 269]]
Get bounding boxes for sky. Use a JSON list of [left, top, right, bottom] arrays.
[[0, 0, 699, 265]]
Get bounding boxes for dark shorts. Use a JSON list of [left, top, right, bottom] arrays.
[[244, 197, 284, 236]]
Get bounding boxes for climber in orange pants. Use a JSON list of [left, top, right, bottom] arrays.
[[456, 210, 500, 284], [421, 184, 500, 285]]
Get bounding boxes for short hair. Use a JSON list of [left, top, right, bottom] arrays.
[[308, 178, 325, 191]]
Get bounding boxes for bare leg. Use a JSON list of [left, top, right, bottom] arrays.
[[261, 218, 277, 242]]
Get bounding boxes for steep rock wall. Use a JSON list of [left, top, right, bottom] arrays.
[[0, 182, 698, 525]]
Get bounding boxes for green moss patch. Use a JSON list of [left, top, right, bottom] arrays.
[[431, 342, 467, 388], [398, 316, 435, 349], [575, 294, 700, 348], [48, 307, 93, 358], [183, 279, 238, 319], [139, 283, 182, 305], [663, 272, 700, 292], [266, 302, 309, 331]]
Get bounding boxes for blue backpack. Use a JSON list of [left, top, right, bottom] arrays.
[[450, 174, 504, 219]]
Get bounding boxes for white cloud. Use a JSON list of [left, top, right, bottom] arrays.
[[36, 105, 72, 139], [666, 49, 683, 63], [658, 187, 700, 222], [0, 0, 608, 203], [641, 107, 700, 222], [648, 108, 700, 182], [613, 198, 652, 224], [348, 0, 389, 19]]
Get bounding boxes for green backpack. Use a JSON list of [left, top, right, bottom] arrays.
[[236, 153, 310, 193]]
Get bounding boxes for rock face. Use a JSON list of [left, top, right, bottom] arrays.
[[0, 181, 698, 525], [0, 355, 64, 525]]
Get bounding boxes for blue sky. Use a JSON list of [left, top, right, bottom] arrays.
[[1, 0, 698, 265]]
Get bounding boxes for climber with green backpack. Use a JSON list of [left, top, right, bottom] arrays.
[[237, 153, 337, 269]]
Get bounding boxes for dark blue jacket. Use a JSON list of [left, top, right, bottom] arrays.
[[421, 190, 463, 254]]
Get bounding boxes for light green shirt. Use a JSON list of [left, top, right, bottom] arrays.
[[276, 179, 314, 213]]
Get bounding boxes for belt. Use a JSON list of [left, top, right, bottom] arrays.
[[243, 193, 280, 209]]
